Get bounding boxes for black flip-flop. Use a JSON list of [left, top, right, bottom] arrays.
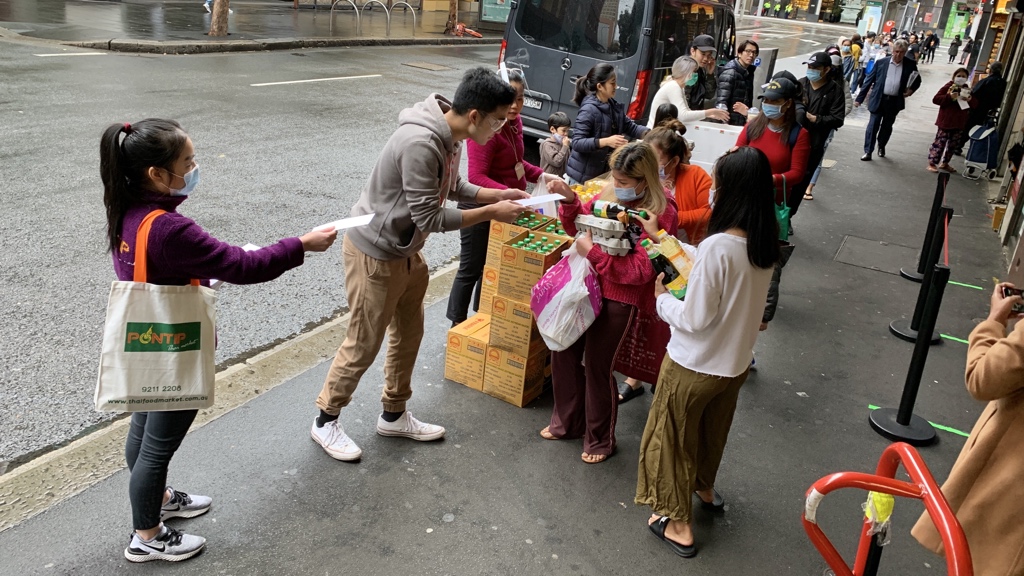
[[696, 489, 725, 511], [617, 381, 644, 404], [648, 516, 697, 558]]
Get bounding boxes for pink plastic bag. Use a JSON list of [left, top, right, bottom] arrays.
[[530, 250, 603, 351]]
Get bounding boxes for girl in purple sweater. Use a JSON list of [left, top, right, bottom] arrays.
[[101, 119, 336, 563], [446, 69, 539, 325]]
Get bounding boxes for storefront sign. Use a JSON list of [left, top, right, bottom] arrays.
[[481, 0, 511, 23]]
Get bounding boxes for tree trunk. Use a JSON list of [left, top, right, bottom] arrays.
[[209, 0, 230, 37], [444, 0, 458, 35]]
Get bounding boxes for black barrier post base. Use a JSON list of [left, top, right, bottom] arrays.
[[899, 266, 924, 282], [872, 265, 949, 446], [869, 408, 936, 446], [888, 319, 941, 344]]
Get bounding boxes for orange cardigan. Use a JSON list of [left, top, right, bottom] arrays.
[[672, 164, 713, 245]]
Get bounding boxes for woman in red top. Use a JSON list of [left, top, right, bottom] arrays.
[[735, 76, 810, 215], [735, 76, 809, 330], [446, 69, 541, 325], [544, 142, 678, 463], [928, 67, 977, 173]]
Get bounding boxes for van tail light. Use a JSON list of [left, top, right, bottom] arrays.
[[626, 70, 652, 121], [497, 39, 507, 67]]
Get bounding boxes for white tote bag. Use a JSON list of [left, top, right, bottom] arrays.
[[94, 210, 217, 412]]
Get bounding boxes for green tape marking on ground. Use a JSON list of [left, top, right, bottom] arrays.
[[866, 405, 970, 438], [929, 422, 971, 438], [948, 281, 985, 290], [941, 334, 970, 344]]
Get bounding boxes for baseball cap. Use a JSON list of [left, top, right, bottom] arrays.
[[759, 77, 799, 100], [802, 52, 831, 68], [691, 35, 717, 53]]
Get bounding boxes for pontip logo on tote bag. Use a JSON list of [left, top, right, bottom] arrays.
[[124, 323, 201, 352]]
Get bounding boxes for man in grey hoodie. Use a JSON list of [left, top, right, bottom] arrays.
[[311, 67, 529, 461]]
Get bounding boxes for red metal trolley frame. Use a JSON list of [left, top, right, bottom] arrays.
[[802, 442, 972, 576]]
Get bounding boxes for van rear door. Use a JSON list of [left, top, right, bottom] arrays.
[[502, 1, 572, 138], [555, 0, 654, 124], [503, 0, 654, 140]]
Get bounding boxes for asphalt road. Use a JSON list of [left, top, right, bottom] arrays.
[[0, 22, 844, 465]]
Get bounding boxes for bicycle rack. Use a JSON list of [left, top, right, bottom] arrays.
[[802, 442, 972, 576], [331, 0, 419, 36], [389, 1, 417, 37], [329, 0, 361, 33]]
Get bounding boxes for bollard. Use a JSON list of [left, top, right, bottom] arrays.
[[901, 172, 950, 283], [870, 265, 950, 446], [890, 206, 952, 344]]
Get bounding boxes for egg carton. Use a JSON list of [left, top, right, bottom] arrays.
[[594, 236, 632, 256], [574, 214, 627, 239]]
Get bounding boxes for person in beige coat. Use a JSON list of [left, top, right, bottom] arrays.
[[911, 282, 1024, 575]]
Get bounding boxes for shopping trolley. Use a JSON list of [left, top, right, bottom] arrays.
[[802, 442, 972, 576]]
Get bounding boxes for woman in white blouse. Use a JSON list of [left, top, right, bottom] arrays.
[[635, 146, 779, 558], [647, 56, 730, 128]]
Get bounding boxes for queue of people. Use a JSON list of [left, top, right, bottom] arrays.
[[98, 28, 1016, 567]]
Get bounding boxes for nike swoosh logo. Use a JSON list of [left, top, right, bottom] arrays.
[[142, 542, 165, 552]]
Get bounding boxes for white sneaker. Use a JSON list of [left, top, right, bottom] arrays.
[[311, 418, 362, 461], [160, 486, 212, 521], [203, 2, 211, 12], [376, 411, 446, 441], [124, 526, 205, 563]]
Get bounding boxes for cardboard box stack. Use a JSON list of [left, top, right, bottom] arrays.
[[445, 212, 570, 408]]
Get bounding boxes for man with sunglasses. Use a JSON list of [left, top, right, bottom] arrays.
[[310, 68, 530, 462]]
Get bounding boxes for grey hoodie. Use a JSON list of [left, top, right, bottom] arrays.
[[347, 94, 481, 260]]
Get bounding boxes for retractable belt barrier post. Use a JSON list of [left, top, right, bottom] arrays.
[[872, 265, 950, 446], [901, 173, 950, 283], [890, 207, 952, 344]]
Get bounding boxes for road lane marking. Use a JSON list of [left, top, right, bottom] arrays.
[[250, 74, 382, 87], [34, 52, 107, 57]]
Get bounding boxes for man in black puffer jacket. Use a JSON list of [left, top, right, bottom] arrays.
[[791, 51, 846, 212], [716, 40, 759, 126]]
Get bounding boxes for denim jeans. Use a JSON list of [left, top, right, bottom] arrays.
[[126, 410, 198, 530]]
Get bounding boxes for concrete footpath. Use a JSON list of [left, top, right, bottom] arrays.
[[0, 0, 499, 54], [0, 61, 1008, 573]]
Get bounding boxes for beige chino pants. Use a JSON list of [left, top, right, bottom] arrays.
[[316, 235, 429, 415]]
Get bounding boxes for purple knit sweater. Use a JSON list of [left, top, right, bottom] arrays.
[[113, 192, 304, 286]]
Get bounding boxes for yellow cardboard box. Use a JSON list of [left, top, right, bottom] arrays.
[[496, 231, 570, 302], [479, 265, 499, 314], [484, 215, 559, 270], [489, 293, 540, 356], [483, 337, 549, 407], [484, 221, 529, 270], [444, 315, 491, 390]]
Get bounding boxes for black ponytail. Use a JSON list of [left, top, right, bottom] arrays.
[[100, 119, 188, 253], [573, 63, 616, 106]]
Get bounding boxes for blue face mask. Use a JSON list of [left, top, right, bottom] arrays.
[[762, 103, 784, 119], [168, 165, 200, 197], [658, 166, 667, 180], [553, 133, 563, 144], [806, 69, 823, 82], [614, 185, 645, 203]]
